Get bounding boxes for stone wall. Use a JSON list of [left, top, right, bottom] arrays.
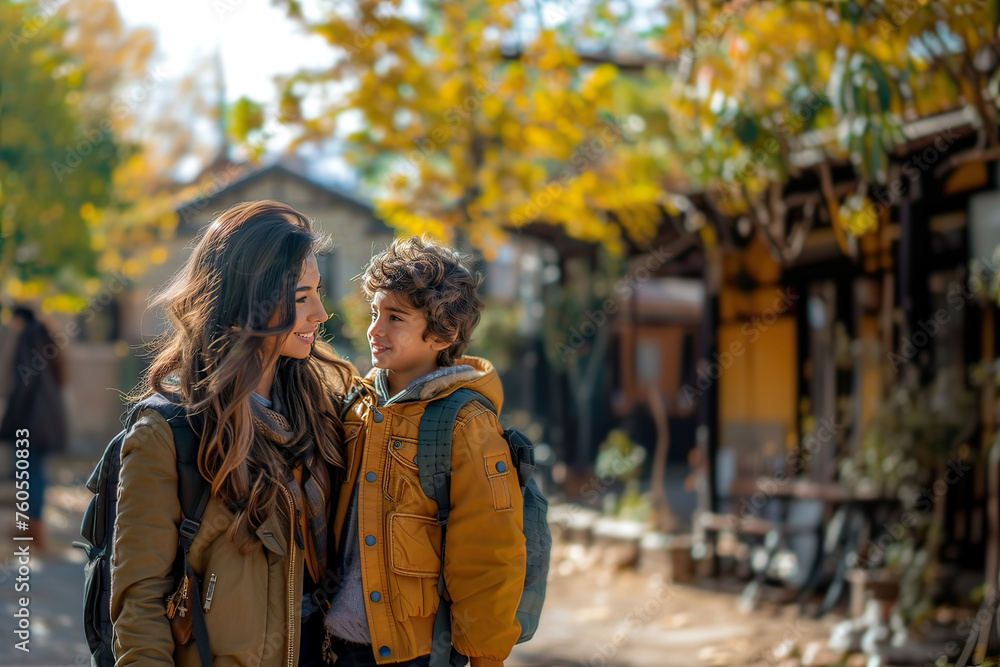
[[65, 343, 129, 455]]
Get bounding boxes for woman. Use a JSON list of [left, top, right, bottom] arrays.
[[111, 200, 353, 666], [0, 306, 69, 551]]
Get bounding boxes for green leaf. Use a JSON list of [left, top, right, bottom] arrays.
[[734, 112, 759, 145]]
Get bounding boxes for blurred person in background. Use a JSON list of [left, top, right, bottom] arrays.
[[0, 305, 70, 550]]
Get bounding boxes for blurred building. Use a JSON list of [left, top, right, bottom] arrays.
[[491, 224, 706, 473], [493, 101, 1000, 629], [688, 107, 1000, 627]]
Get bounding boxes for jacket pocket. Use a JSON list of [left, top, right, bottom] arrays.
[[197, 546, 270, 658], [387, 512, 441, 621], [484, 452, 514, 511], [388, 513, 440, 577], [383, 436, 419, 503]]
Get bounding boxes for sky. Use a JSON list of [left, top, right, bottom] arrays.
[[112, 0, 357, 183], [113, 0, 331, 105]]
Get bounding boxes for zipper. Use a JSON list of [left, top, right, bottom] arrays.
[[279, 485, 298, 667], [361, 382, 384, 421], [203, 573, 217, 613]]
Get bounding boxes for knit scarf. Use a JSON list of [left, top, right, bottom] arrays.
[[249, 395, 328, 581]]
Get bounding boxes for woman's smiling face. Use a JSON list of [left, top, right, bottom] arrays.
[[275, 253, 328, 359]]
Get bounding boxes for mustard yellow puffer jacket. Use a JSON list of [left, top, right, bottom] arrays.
[[331, 356, 527, 666], [110, 409, 307, 667]]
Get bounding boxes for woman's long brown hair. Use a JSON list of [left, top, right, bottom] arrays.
[[129, 200, 353, 552]]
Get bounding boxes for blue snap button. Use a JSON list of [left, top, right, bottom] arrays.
[[496, 460, 507, 473], [365, 535, 376, 546], [373, 411, 384, 423], [370, 591, 382, 603], [365, 472, 377, 483], [379, 646, 391, 657]]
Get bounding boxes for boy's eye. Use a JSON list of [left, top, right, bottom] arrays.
[[390, 315, 402, 321]]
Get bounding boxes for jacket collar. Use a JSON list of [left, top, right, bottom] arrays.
[[355, 355, 504, 412], [374, 364, 478, 405]]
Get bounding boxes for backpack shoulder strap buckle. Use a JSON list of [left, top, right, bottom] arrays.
[[179, 517, 201, 543]]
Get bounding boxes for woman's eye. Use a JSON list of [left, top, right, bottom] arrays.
[[297, 296, 308, 304]]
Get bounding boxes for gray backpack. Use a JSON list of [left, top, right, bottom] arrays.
[[416, 388, 550, 667]]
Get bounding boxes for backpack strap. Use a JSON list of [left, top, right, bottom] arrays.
[[170, 416, 212, 667], [415, 389, 495, 505], [136, 396, 210, 525], [417, 389, 495, 667], [137, 396, 213, 667]]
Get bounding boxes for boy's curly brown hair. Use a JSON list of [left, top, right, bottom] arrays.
[[361, 235, 484, 366]]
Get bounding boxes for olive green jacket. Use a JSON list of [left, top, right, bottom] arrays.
[[110, 408, 305, 667]]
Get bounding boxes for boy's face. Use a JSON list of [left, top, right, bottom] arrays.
[[367, 290, 450, 381]]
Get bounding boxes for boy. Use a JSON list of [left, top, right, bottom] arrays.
[[324, 236, 527, 667]]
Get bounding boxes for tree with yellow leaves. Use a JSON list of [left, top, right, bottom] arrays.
[[269, 0, 658, 256], [0, 0, 123, 302], [2, 0, 220, 311], [264, 1, 996, 264], [643, 0, 998, 258]]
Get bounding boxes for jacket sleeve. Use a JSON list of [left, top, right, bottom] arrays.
[[110, 409, 183, 666], [0, 362, 38, 440], [444, 407, 526, 664]]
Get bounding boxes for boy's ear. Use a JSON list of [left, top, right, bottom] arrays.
[[429, 336, 453, 352]]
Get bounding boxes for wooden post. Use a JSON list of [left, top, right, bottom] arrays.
[[648, 388, 678, 534], [698, 246, 722, 574], [699, 246, 721, 515], [982, 306, 998, 662], [880, 272, 895, 399], [982, 307, 995, 449]]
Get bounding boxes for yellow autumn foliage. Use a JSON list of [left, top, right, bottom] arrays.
[[269, 0, 994, 255]]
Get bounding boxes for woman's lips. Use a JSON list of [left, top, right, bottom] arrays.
[[294, 331, 315, 343]]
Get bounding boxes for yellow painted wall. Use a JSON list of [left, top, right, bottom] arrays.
[[718, 315, 798, 445]]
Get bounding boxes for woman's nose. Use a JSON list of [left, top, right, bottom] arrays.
[[312, 302, 329, 323]]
